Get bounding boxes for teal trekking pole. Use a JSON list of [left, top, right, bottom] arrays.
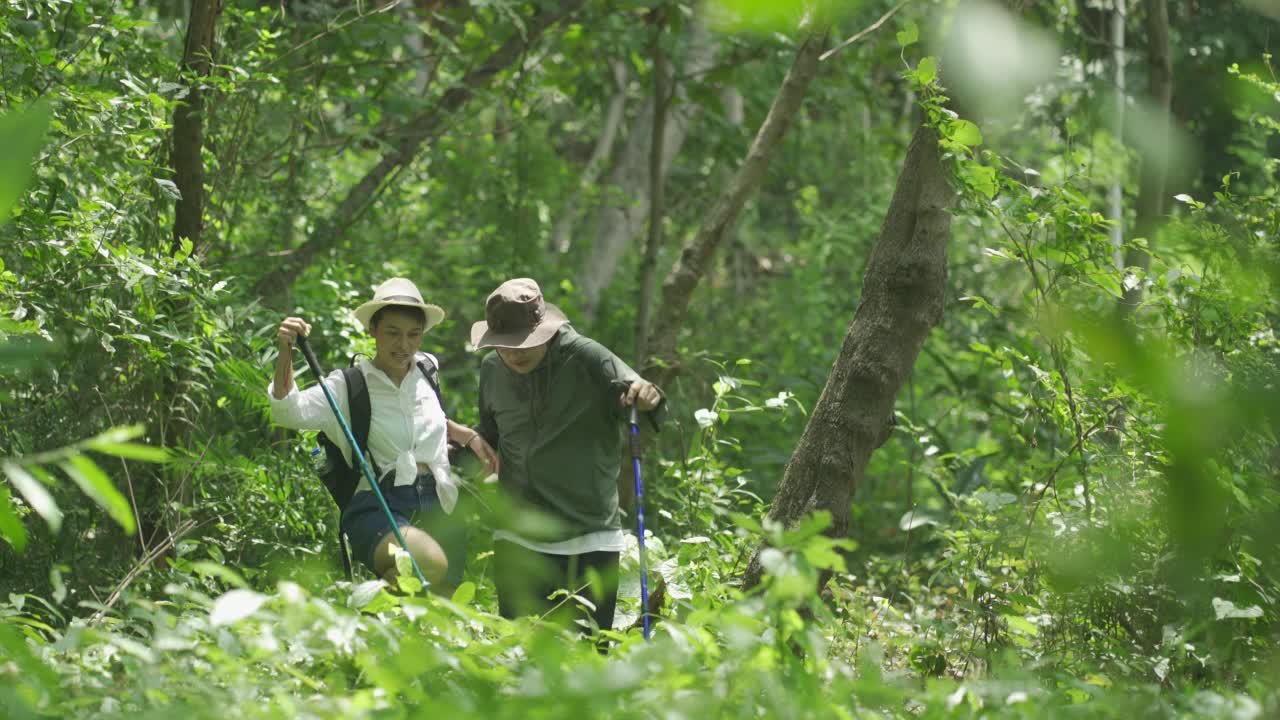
[[296, 335, 430, 589]]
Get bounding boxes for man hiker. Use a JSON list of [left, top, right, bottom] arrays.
[[470, 278, 665, 633]]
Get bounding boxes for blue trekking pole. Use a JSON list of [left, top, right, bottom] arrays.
[[296, 335, 430, 590], [628, 405, 651, 640]]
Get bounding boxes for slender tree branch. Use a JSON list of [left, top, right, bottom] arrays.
[[820, 1, 909, 62], [645, 32, 828, 381]]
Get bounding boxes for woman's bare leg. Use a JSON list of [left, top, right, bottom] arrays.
[[371, 526, 448, 590]]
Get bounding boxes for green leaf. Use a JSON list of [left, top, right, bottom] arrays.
[[949, 119, 983, 147], [730, 512, 764, 534], [0, 101, 51, 227], [899, 512, 939, 531], [83, 425, 145, 445], [896, 20, 919, 48], [0, 486, 28, 552], [914, 56, 937, 85], [451, 581, 476, 606], [1212, 597, 1264, 620], [393, 545, 423, 594], [154, 178, 182, 200], [1004, 615, 1040, 636], [349, 580, 389, 610], [779, 510, 833, 547], [802, 541, 848, 573], [209, 589, 268, 627], [88, 441, 169, 464], [60, 456, 136, 535], [0, 625, 57, 691], [3, 462, 61, 532], [961, 163, 999, 199], [191, 561, 249, 589]]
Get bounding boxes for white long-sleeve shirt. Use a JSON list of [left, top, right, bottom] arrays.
[[268, 353, 459, 513]]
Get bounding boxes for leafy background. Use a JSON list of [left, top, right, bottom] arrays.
[[0, 0, 1276, 718]]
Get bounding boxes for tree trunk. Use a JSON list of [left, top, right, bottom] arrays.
[[148, 0, 221, 563], [171, 0, 221, 257], [548, 59, 628, 256], [1121, 0, 1171, 312], [253, 0, 585, 301], [578, 17, 718, 320], [643, 33, 826, 384], [1107, 0, 1126, 268], [742, 125, 955, 591], [635, 22, 669, 364]]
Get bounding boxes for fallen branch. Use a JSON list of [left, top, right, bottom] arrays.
[[90, 518, 201, 625]]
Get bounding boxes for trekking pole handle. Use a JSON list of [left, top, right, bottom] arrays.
[[628, 405, 641, 458], [295, 335, 322, 378]]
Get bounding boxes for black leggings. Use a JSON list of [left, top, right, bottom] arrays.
[[493, 540, 620, 633]]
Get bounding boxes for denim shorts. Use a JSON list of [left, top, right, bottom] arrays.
[[340, 472, 467, 586]]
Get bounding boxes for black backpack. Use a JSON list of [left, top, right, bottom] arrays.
[[314, 353, 444, 577]]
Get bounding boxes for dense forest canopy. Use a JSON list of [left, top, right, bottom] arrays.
[[1, 0, 1277, 717]]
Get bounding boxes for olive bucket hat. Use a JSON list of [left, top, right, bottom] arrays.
[[469, 278, 568, 350]]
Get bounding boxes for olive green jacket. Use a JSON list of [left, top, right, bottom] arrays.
[[477, 326, 664, 542]]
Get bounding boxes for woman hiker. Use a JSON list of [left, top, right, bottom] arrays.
[[269, 277, 499, 591], [470, 278, 666, 633]]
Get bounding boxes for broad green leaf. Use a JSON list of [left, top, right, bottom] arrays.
[[729, 512, 764, 534], [961, 163, 999, 199], [209, 589, 268, 627], [779, 510, 833, 546], [392, 544, 424, 594], [451, 581, 476, 606], [802, 541, 847, 572], [950, 119, 984, 147], [0, 101, 51, 226], [60, 456, 136, 535], [896, 19, 918, 48], [349, 580, 389, 610], [1212, 597, 1264, 620], [397, 572, 423, 595], [3, 462, 61, 532], [1004, 615, 1039, 636], [154, 178, 182, 200], [899, 511, 939, 531], [914, 56, 937, 85], [0, 486, 28, 552]]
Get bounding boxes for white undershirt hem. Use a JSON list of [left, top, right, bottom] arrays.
[[493, 528, 626, 555]]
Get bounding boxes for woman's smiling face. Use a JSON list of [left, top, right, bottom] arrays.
[[371, 307, 426, 370]]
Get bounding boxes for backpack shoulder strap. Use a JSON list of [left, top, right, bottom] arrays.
[[416, 353, 446, 414], [342, 365, 371, 454]]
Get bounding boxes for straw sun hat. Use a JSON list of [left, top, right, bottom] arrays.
[[352, 277, 445, 332]]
